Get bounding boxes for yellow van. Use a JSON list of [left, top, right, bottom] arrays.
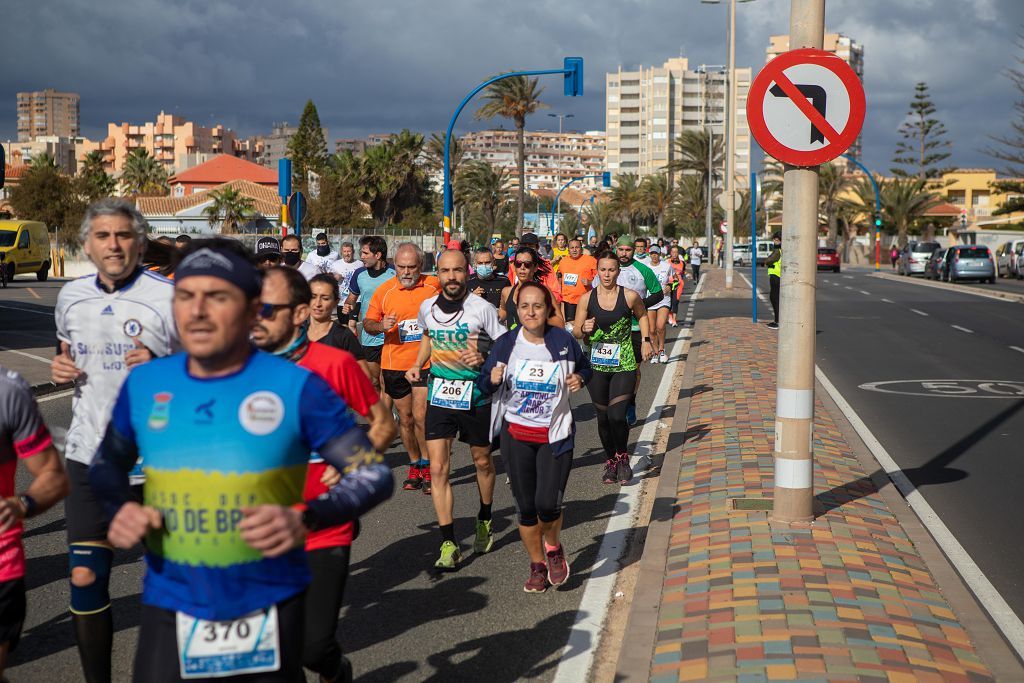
[[0, 220, 52, 282]]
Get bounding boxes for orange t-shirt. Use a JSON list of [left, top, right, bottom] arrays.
[[558, 255, 597, 304], [364, 275, 440, 371]]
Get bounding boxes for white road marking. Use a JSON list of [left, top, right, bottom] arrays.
[[911, 309, 929, 316], [843, 275, 853, 279], [738, 272, 767, 303], [816, 367, 1024, 662], [844, 286, 854, 290], [882, 298, 894, 304], [37, 389, 74, 403], [859, 290, 871, 296], [0, 304, 52, 317], [1011, 346, 1024, 355], [553, 273, 705, 682], [0, 345, 51, 364], [951, 325, 974, 334]]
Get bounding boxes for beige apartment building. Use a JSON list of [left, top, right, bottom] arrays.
[[17, 89, 80, 141], [459, 129, 606, 191], [98, 111, 253, 173], [2, 136, 100, 175], [605, 57, 751, 186], [766, 32, 864, 161]]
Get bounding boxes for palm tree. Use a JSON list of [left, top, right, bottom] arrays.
[[610, 173, 644, 233], [585, 201, 616, 240], [667, 130, 724, 199], [29, 153, 58, 171], [669, 175, 713, 238], [203, 186, 257, 233], [641, 174, 676, 240], [456, 161, 512, 245], [475, 75, 547, 235], [120, 149, 168, 196], [425, 132, 464, 181], [847, 176, 940, 249], [78, 150, 117, 200], [818, 162, 852, 249]]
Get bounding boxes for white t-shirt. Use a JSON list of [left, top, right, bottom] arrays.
[[305, 250, 339, 273], [297, 260, 321, 281], [56, 270, 178, 466], [330, 258, 362, 298], [687, 247, 704, 266], [647, 261, 673, 309], [503, 336, 564, 429]]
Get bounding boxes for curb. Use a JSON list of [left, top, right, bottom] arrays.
[[31, 381, 72, 397], [614, 319, 705, 682], [871, 270, 1024, 304]]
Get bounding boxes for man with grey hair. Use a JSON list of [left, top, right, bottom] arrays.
[[329, 240, 361, 328], [50, 197, 178, 683]]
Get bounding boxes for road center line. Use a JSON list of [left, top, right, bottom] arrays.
[[911, 309, 929, 316], [951, 325, 974, 334], [0, 345, 52, 364], [1011, 346, 1024, 355], [859, 290, 871, 296], [882, 298, 894, 303]]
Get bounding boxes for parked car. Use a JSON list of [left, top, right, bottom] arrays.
[[732, 244, 752, 266], [816, 247, 840, 272], [924, 248, 946, 279], [942, 244, 996, 283], [995, 239, 1024, 278], [0, 220, 51, 283], [898, 241, 941, 276], [754, 241, 772, 266], [1015, 241, 1024, 279]]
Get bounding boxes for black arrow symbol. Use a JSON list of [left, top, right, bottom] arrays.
[[770, 83, 828, 143]]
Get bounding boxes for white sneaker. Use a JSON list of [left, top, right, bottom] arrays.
[[659, 351, 668, 363], [650, 355, 659, 364]]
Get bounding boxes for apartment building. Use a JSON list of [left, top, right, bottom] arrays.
[[459, 129, 606, 191], [605, 57, 751, 186], [2, 136, 100, 175], [16, 89, 80, 141], [766, 32, 864, 161], [251, 121, 330, 169], [97, 111, 252, 173]]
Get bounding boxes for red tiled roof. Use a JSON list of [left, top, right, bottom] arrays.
[[169, 155, 277, 185], [926, 202, 964, 216], [136, 179, 281, 216], [4, 164, 28, 180]]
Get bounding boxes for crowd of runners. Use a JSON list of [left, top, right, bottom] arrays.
[[0, 197, 703, 682]]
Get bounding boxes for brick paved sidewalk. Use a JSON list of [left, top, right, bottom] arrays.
[[619, 268, 1017, 682]]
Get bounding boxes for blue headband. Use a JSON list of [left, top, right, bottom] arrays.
[[175, 247, 262, 299]]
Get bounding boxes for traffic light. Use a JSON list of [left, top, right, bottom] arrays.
[[874, 213, 882, 228], [564, 57, 583, 97], [960, 213, 967, 229]]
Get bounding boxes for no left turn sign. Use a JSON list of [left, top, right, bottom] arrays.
[[746, 48, 866, 167]]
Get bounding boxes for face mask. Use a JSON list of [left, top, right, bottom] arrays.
[[283, 251, 300, 266], [316, 245, 330, 257], [476, 264, 494, 278]]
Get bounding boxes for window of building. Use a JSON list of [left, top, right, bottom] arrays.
[[621, 80, 640, 87], [653, 118, 667, 125], [174, 185, 184, 197], [948, 191, 966, 205], [622, 161, 639, 168]]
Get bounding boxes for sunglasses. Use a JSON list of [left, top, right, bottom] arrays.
[[258, 303, 293, 319], [515, 260, 535, 268]]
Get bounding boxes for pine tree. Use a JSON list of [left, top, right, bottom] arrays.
[[287, 100, 328, 192], [891, 82, 952, 179], [987, 35, 1024, 215]]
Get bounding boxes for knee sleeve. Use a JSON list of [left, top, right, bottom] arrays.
[[69, 544, 113, 614]]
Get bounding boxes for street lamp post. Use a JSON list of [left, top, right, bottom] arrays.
[[550, 172, 611, 238], [548, 113, 574, 218], [442, 59, 584, 243], [841, 153, 882, 271]]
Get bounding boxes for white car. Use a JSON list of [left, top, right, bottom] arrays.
[[995, 239, 1024, 278], [732, 244, 752, 266]]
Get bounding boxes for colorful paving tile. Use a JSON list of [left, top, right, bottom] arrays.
[[650, 268, 994, 682]]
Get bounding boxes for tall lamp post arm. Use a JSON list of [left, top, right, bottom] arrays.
[[841, 153, 881, 271], [551, 173, 608, 236]]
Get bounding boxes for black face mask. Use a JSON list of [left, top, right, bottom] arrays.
[[316, 245, 330, 257], [282, 251, 301, 266]]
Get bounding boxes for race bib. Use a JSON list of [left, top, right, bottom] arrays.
[[430, 378, 473, 410], [176, 606, 280, 679], [398, 319, 423, 343], [591, 342, 621, 368], [513, 360, 560, 394], [562, 272, 579, 287]]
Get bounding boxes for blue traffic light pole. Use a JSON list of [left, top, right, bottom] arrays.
[[442, 58, 584, 242], [841, 153, 881, 271], [549, 172, 610, 236]]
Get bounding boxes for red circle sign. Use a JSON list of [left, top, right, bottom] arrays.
[[746, 48, 866, 167]]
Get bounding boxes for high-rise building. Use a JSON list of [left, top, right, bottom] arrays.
[[605, 57, 751, 185], [16, 89, 80, 141], [458, 129, 606, 191], [766, 32, 864, 160], [251, 121, 329, 169]]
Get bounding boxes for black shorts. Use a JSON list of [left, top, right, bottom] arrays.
[[631, 331, 642, 363], [425, 400, 492, 447], [0, 579, 26, 651], [66, 460, 142, 544], [563, 302, 578, 324], [363, 344, 382, 365], [133, 593, 305, 683], [382, 369, 427, 400]]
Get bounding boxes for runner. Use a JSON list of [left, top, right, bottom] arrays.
[[506, 237, 520, 258], [573, 250, 653, 482], [633, 237, 650, 264], [557, 238, 597, 332], [329, 241, 361, 329], [344, 236, 394, 397], [512, 233, 562, 302], [491, 239, 510, 277], [363, 243, 439, 493], [406, 250, 505, 570], [467, 247, 511, 309], [281, 234, 319, 280], [308, 274, 368, 377], [479, 282, 592, 592], [500, 247, 565, 330], [0, 367, 69, 677], [687, 240, 704, 281], [666, 245, 687, 327], [254, 237, 282, 270], [306, 232, 339, 273], [89, 239, 393, 683], [52, 198, 178, 683], [645, 246, 675, 364], [551, 233, 569, 268], [251, 266, 395, 682]]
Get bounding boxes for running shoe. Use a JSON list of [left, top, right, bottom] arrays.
[[602, 458, 618, 484], [616, 453, 633, 484], [402, 465, 422, 491], [434, 541, 462, 571], [767, 322, 779, 330], [473, 519, 494, 554], [524, 562, 549, 593], [546, 545, 570, 587], [421, 468, 432, 495], [650, 355, 660, 365], [659, 351, 669, 363], [626, 403, 637, 427]]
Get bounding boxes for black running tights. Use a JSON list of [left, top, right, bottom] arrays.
[[501, 425, 573, 526], [588, 370, 637, 458], [303, 545, 351, 680]]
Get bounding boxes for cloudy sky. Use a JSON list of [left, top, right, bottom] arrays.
[[4, 0, 1023, 173]]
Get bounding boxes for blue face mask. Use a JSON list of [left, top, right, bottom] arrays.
[[476, 264, 494, 278]]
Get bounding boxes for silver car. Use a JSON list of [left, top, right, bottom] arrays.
[[995, 240, 1024, 278], [942, 245, 996, 284], [898, 241, 941, 276]]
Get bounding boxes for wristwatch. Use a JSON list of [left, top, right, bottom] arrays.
[[300, 506, 321, 532], [18, 494, 37, 519], [643, 336, 652, 342]]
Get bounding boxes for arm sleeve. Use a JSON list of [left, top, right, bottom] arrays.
[[55, 289, 71, 345], [766, 249, 781, 265], [2, 375, 53, 459], [299, 375, 393, 528], [348, 268, 366, 296], [88, 381, 139, 518]]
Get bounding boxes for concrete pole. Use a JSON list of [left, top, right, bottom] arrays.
[[723, 0, 737, 288], [705, 126, 714, 254], [771, 0, 825, 524]]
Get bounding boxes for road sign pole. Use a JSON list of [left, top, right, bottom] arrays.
[[724, 0, 737, 289], [751, 171, 758, 323], [771, 0, 825, 525]]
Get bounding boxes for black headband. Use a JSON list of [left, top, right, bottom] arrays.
[[175, 247, 262, 299]]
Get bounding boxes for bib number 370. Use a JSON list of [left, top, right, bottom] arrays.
[[176, 606, 280, 679]]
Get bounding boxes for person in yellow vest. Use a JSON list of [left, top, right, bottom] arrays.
[[766, 232, 782, 329]]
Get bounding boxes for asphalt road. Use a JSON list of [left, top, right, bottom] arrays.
[[723, 265, 1024, 628], [0, 279, 64, 388], [4, 285, 691, 682]]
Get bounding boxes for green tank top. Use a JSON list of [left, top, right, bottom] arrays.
[[586, 287, 637, 373]]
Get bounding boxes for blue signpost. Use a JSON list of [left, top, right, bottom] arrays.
[[751, 171, 758, 323], [288, 191, 307, 237], [442, 58, 584, 242], [278, 159, 292, 237], [550, 171, 610, 238]]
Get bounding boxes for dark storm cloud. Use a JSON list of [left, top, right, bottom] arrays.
[[4, 0, 1023, 172]]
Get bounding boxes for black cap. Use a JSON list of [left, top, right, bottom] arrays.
[[772, 232, 782, 240], [521, 232, 540, 246], [256, 236, 281, 256]]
